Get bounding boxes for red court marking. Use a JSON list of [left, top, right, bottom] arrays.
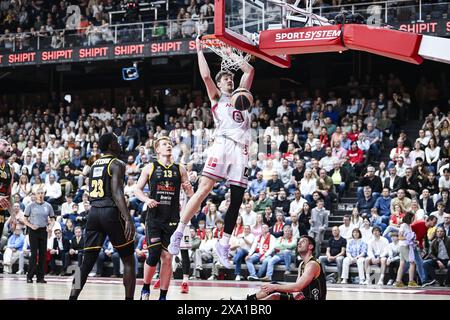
[[419, 289, 450, 295], [2, 276, 450, 296], [10, 298, 47, 300]]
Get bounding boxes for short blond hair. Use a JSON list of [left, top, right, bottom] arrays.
[[153, 136, 172, 150]]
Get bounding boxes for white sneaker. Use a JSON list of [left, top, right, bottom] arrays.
[[153, 273, 159, 279], [377, 279, 384, 286], [421, 279, 437, 287], [235, 275, 241, 281], [387, 279, 394, 286], [341, 279, 348, 284], [207, 275, 216, 280], [167, 230, 183, 255], [360, 279, 368, 285], [215, 241, 231, 269], [16, 270, 24, 275], [88, 272, 96, 277]]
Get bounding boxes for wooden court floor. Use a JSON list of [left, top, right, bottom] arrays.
[[1, 275, 450, 300]]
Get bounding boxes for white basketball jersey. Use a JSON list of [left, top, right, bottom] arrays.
[[211, 94, 251, 146]]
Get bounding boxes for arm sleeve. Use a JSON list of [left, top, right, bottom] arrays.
[[47, 203, 55, 217], [24, 204, 31, 217], [248, 239, 258, 256]]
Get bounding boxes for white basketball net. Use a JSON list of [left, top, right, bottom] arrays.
[[202, 36, 251, 72]]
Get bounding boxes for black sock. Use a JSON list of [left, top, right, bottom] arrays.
[[246, 294, 257, 301], [143, 283, 150, 291], [160, 289, 168, 299], [224, 185, 246, 234]]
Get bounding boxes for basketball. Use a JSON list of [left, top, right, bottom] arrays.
[[231, 88, 253, 111]]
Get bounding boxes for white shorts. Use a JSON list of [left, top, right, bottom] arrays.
[[202, 137, 249, 188]]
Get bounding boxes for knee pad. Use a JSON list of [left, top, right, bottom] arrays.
[[145, 244, 162, 267]]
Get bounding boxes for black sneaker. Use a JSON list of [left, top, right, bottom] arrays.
[[37, 279, 47, 284], [422, 279, 436, 287], [26, 278, 33, 284]]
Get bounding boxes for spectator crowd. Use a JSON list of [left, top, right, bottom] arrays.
[[0, 69, 449, 288], [0, 0, 216, 52]]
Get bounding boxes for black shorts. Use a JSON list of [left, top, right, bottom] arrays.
[[84, 206, 134, 258], [145, 219, 178, 251]]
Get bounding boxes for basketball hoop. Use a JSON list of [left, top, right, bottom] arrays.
[[201, 35, 251, 72]]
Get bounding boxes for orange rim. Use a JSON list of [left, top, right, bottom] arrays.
[[201, 35, 218, 40], [201, 35, 226, 48]]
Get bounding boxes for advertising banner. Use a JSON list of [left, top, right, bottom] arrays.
[[0, 39, 197, 68]]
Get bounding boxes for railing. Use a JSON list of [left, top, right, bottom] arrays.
[[0, 18, 215, 53], [225, 0, 449, 34], [310, 0, 449, 26]]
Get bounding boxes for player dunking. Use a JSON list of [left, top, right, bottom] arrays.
[[0, 139, 15, 233], [168, 36, 254, 268], [234, 236, 327, 300], [69, 133, 136, 300], [134, 137, 193, 300]]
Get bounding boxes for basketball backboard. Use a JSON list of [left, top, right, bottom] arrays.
[[213, 0, 441, 67], [214, 0, 291, 68]]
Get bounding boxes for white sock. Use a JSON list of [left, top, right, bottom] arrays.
[[219, 233, 231, 246], [183, 275, 189, 282], [176, 221, 187, 234]]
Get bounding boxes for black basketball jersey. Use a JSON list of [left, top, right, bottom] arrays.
[[147, 161, 181, 222], [299, 256, 327, 300], [89, 155, 117, 207], [0, 163, 12, 197]]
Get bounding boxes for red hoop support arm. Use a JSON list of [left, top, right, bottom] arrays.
[[342, 24, 423, 65], [259, 24, 425, 65], [259, 25, 348, 55]]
